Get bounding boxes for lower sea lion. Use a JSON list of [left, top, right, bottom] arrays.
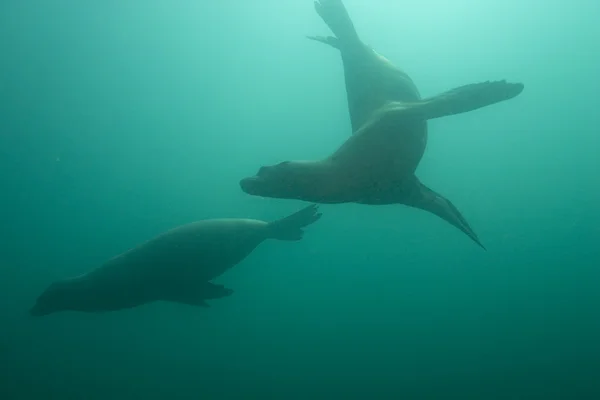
[[239, 0, 524, 249], [30, 204, 322, 316]]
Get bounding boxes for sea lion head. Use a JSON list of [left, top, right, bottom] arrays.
[[240, 160, 322, 201]]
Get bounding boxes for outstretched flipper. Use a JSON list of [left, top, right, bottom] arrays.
[[408, 180, 486, 250], [388, 80, 524, 121]]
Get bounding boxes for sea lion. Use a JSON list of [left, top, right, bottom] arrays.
[[30, 204, 322, 316], [239, 0, 524, 249]]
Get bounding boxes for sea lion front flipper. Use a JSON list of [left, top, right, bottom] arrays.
[[163, 282, 234, 308], [406, 181, 486, 250], [164, 293, 210, 307], [392, 80, 524, 121]]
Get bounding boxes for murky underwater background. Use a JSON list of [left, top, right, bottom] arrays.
[[1, 0, 599, 398]]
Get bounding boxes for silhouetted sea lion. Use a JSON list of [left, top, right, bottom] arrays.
[[30, 205, 322, 316], [239, 0, 523, 249]]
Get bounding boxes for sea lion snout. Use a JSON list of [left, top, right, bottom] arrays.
[[29, 281, 72, 317], [239, 176, 264, 196], [239, 163, 284, 196], [239, 174, 282, 198], [29, 302, 50, 317], [29, 293, 55, 317], [240, 160, 329, 202]]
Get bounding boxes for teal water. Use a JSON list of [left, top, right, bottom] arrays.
[[1, 0, 599, 398]]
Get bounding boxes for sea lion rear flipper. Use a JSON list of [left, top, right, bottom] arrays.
[[393, 80, 524, 121], [266, 204, 322, 241], [311, 0, 361, 47], [306, 35, 340, 49]]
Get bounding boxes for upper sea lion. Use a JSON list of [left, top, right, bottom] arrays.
[[239, 0, 523, 249], [30, 204, 322, 316]]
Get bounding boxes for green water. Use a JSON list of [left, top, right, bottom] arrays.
[[1, 0, 599, 398]]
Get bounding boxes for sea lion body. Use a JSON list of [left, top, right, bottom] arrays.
[[90, 219, 273, 285], [30, 205, 322, 316], [242, 109, 424, 205], [240, 0, 524, 248]]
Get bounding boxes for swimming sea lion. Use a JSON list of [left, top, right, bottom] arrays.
[[30, 204, 322, 316], [239, 0, 524, 249]]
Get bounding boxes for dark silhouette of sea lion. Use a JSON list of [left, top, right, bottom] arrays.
[[240, 0, 524, 249], [30, 204, 322, 316]]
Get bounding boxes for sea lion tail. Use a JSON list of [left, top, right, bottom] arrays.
[[266, 204, 322, 241], [310, 0, 361, 47]]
